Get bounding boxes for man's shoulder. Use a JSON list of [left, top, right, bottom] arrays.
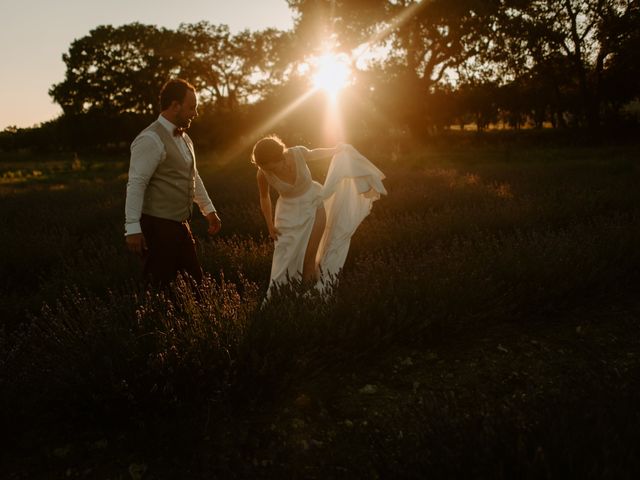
[[138, 120, 163, 136], [131, 124, 164, 151]]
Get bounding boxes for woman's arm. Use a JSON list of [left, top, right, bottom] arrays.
[[257, 169, 280, 240], [301, 145, 342, 162]]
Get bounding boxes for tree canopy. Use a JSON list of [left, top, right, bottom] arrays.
[[3, 1, 639, 151]]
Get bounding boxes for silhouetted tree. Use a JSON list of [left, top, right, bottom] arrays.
[[487, 0, 638, 129], [178, 23, 292, 111], [599, 1, 640, 124], [50, 23, 185, 116], [47, 22, 292, 150], [287, 1, 502, 136], [5, 0, 635, 153]]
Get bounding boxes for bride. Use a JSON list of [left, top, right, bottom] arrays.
[[252, 135, 386, 295]]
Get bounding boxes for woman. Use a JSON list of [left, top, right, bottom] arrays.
[[252, 135, 386, 295]]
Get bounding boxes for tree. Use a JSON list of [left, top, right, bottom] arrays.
[[286, 0, 388, 53], [287, 1, 502, 136], [599, 1, 640, 123], [487, 0, 639, 129], [50, 23, 184, 116], [177, 23, 292, 112], [47, 22, 295, 149]]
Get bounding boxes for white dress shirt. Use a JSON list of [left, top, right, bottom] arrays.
[[124, 115, 216, 236]]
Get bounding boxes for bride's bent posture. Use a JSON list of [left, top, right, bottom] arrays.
[[252, 135, 386, 296]]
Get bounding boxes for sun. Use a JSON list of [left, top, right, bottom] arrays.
[[309, 52, 352, 97]]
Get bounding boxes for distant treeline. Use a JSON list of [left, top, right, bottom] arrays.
[[2, 0, 639, 152]]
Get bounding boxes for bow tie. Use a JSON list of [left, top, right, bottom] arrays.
[[173, 127, 185, 137]]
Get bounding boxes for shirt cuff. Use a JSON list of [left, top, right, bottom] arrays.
[[125, 222, 142, 236], [202, 204, 217, 216]]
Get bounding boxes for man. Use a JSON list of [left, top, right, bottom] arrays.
[[124, 78, 221, 284]]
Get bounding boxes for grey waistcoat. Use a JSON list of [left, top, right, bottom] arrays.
[[139, 121, 195, 222]]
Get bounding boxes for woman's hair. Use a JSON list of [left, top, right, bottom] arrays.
[[159, 79, 196, 111], [251, 135, 286, 167]]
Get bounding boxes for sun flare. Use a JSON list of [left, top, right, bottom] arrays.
[[309, 53, 352, 97]]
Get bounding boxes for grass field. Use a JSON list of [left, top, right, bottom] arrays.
[[1, 138, 640, 478]]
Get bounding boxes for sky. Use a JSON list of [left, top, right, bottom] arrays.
[[0, 0, 294, 130]]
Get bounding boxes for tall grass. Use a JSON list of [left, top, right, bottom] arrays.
[[1, 142, 639, 429]]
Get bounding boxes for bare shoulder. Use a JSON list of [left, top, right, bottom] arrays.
[[288, 145, 310, 160], [283, 148, 297, 166], [288, 146, 310, 152]]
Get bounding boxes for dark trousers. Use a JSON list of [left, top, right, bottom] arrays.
[[140, 214, 203, 285]]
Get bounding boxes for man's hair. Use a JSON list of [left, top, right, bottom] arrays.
[[251, 135, 286, 167], [159, 79, 196, 111]]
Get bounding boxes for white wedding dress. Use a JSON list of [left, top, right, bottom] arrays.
[[262, 144, 387, 296]]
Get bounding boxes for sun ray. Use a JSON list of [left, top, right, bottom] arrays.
[[218, 1, 430, 163], [219, 88, 317, 164]]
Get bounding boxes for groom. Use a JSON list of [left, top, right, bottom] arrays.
[[124, 78, 221, 284]]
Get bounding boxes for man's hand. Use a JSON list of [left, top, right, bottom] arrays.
[[126, 233, 147, 256], [206, 212, 222, 236]]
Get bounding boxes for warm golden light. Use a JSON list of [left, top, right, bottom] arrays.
[[309, 53, 352, 97]]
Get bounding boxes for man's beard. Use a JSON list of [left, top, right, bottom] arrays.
[[177, 116, 192, 128]]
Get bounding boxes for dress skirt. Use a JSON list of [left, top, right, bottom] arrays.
[[269, 181, 324, 289]]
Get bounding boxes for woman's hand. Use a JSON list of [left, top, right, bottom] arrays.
[[268, 226, 281, 241]]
